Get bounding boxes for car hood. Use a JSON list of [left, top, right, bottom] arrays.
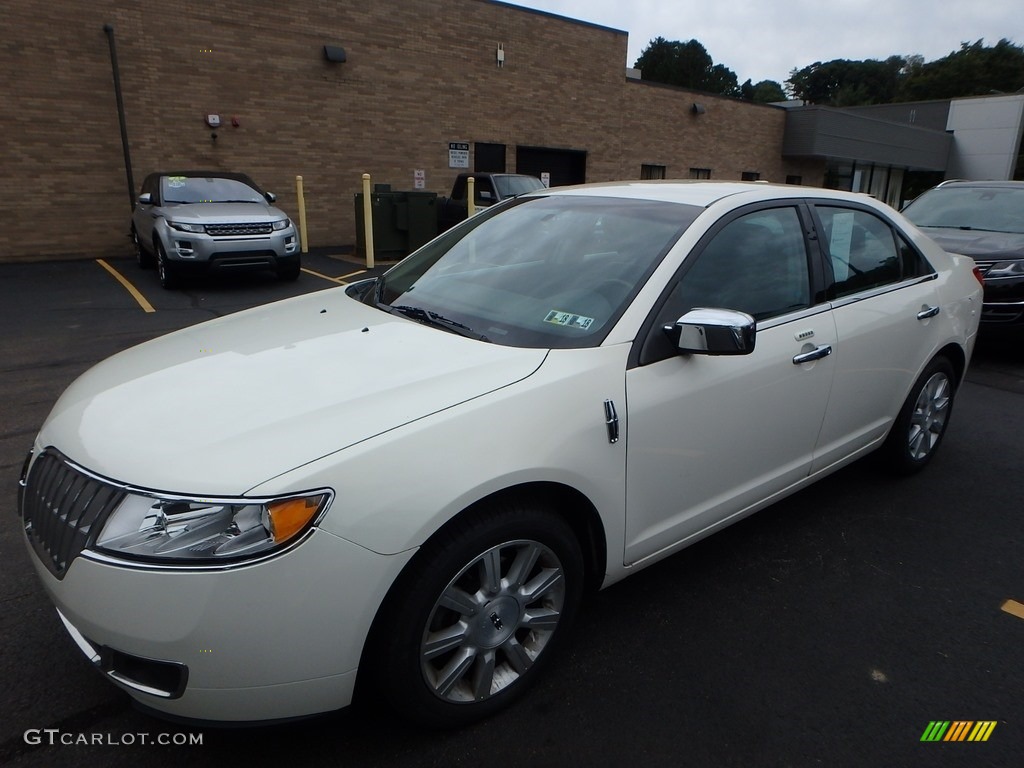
[[917, 227, 1024, 259], [162, 201, 288, 222], [38, 290, 547, 495]]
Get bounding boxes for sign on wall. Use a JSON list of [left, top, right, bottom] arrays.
[[414, 169, 426, 189], [448, 142, 470, 169]]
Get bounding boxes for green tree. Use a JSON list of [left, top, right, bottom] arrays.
[[740, 79, 787, 103], [635, 38, 741, 97], [786, 56, 905, 106], [898, 39, 1024, 101]]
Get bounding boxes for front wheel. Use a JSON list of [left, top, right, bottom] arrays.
[[370, 501, 584, 728], [880, 356, 956, 474]]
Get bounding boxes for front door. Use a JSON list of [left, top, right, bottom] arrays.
[[624, 205, 836, 565]]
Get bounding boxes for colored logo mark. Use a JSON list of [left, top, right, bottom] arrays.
[[920, 721, 996, 742]]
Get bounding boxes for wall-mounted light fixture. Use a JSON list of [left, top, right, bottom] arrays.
[[497, 43, 505, 68], [324, 45, 347, 63], [692, 103, 707, 115]]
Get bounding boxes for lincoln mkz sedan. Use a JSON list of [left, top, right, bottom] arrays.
[[20, 182, 982, 727], [131, 171, 301, 289]]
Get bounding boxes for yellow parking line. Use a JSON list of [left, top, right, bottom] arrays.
[[336, 268, 368, 281], [299, 268, 348, 286], [1001, 599, 1024, 620], [96, 259, 156, 313]]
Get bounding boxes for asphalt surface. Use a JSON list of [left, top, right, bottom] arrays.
[[1, 253, 1022, 768]]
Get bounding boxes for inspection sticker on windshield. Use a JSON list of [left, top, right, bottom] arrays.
[[544, 310, 594, 330]]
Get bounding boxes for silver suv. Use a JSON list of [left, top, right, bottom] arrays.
[[131, 171, 300, 288]]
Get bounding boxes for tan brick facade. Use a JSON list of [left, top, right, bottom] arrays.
[[0, 0, 822, 262]]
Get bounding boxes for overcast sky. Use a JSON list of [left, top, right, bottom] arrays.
[[507, 0, 1024, 87]]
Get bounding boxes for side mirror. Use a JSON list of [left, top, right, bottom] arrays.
[[478, 190, 493, 203], [265, 192, 277, 203], [137, 193, 152, 205], [664, 308, 756, 356]]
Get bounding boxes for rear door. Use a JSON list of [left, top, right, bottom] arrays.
[[808, 202, 944, 472]]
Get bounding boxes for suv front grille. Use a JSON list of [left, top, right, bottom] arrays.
[[21, 450, 126, 579], [204, 223, 273, 236]]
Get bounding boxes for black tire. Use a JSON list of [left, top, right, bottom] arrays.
[[368, 499, 584, 728], [880, 356, 956, 475], [133, 228, 154, 268], [155, 240, 178, 290], [277, 260, 301, 281]]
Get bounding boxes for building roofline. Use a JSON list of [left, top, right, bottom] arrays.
[[487, 1, 627, 36], [625, 77, 787, 110]]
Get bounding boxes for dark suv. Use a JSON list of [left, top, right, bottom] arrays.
[[902, 180, 1024, 326]]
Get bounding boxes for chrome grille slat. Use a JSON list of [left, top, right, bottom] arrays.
[[21, 451, 126, 579]]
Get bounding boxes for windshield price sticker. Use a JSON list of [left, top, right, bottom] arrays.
[[544, 310, 594, 330]]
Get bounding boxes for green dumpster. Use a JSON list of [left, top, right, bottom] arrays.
[[354, 190, 438, 259]]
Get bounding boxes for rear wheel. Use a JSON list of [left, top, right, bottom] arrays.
[[133, 228, 154, 268], [156, 240, 178, 290], [369, 500, 584, 728], [880, 356, 956, 474]]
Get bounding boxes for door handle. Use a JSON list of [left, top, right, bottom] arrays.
[[917, 305, 940, 320], [792, 345, 832, 365]]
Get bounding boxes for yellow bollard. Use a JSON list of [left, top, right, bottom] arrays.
[[295, 175, 309, 254], [362, 173, 375, 269], [467, 176, 475, 219]]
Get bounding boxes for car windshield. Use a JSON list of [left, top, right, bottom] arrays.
[[493, 175, 546, 198], [373, 195, 697, 349], [161, 176, 265, 204], [903, 186, 1024, 235]]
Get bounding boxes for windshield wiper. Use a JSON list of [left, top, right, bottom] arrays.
[[388, 305, 490, 342]]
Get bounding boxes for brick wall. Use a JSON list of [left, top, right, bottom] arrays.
[[0, 0, 820, 262]]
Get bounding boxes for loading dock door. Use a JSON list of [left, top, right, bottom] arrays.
[[515, 146, 586, 187]]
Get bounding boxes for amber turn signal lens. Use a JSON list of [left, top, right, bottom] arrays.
[[267, 495, 324, 542]]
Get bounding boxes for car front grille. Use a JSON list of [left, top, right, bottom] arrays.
[[973, 260, 995, 276], [204, 223, 273, 236], [21, 450, 126, 579]]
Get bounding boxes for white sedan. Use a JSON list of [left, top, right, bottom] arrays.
[[19, 182, 982, 727]]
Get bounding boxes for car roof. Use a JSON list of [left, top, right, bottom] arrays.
[[930, 180, 1024, 190], [536, 180, 879, 209]]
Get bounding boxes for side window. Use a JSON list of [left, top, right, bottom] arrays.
[[816, 206, 907, 298], [898, 231, 935, 279], [640, 207, 811, 365], [667, 207, 810, 322]]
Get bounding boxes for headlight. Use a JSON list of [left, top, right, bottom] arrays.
[[985, 260, 1024, 279], [168, 221, 206, 234], [271, 218, 291, 231], [93, 491, 331, 565]]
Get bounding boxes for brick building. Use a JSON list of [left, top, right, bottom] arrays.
[[0, 0, 822, 262]]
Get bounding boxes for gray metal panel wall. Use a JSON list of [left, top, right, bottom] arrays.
[[783, 107, 951, 170]]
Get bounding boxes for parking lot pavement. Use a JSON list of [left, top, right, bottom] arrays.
[[2, 257, 1022, 767]]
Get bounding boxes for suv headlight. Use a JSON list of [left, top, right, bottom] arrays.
[[93, 491, 331, 565], [168, 221, 206, 234], [271, 218, 291, 231]]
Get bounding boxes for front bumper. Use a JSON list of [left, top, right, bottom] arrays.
[[977, 263, 1024, 325], [165, 226, 299, 272], [24, 527, 413, 722]]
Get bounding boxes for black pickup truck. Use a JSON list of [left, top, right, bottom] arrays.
[[437, 173, 545, 232]]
